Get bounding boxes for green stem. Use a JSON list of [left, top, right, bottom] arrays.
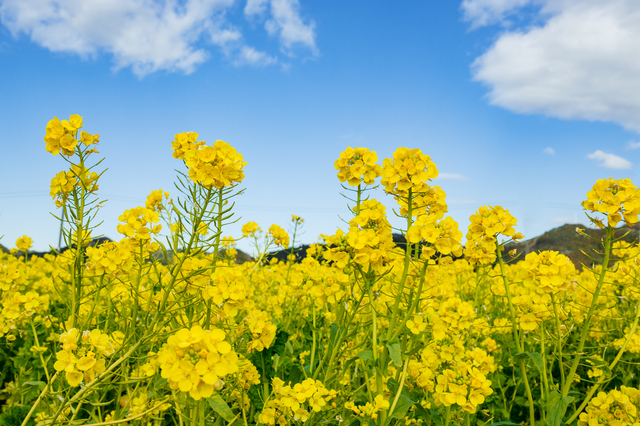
[[496, 241, 535, 426], [562, 226, 613, 397]]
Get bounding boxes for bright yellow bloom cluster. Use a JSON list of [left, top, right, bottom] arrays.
[[44, 115, 83, 156], [434, 366, 493, 413], [202, 267, 254, 317], [145, 189, 170, 212], [172, 132, 247, 188], [86, 241, 135, 277], [237, 356, 261, 389], [245, 310, 277, 352], [156, 325, 239, 400], [518, 250, 576, 293], [345, 395, 390, 420], [242, 221, 262, 237], [334, 147, 383, 186], [431, 298, 475, 340], [381, 147, 438, 195], [258, 378, 338, 425], [268, 224, 290, 248], [171, 132, 203, 159], [582, 178, 640, 228], [407, 216, 463, 257], [2, 291, 47, 320], [15, 236, 32, 252], [117, 207, 161, 240], [50, 171, 77, 208], [467, 205, 519, 240], [323, 199, 395, 273], [578, 387, 640, 426], [464, 205, 522, 265], [53, 328, 121, 387]]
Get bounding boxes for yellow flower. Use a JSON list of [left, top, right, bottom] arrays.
[[242, 221, 261, 237], [268, 224, 289, 248], [335, 147, 383, 186], [15, 235, 32, 252], [582, 177, 640, 228]]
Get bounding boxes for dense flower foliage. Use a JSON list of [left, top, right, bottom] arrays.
[[2, 116, 640, 426]]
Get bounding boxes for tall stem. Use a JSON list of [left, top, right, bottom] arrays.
[[562, 226, 613, 397]]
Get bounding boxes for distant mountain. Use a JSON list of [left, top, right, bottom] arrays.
[[2, 224, 637, 270], [503, 223, 639, 269]]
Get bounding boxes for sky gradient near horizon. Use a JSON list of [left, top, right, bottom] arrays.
[[1, 0, 639, 254]]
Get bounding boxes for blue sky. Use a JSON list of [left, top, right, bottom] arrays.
[[1, 0, 639, 254]]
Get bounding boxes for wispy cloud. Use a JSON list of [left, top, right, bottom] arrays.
[[543, 147, 555, 156], [465, 0, 640, 133], [627, 140, 640, 150], [245, 0, 317, 56], [234, 46, 277, 66], [0, 0, 317, 76], [587, 150, 633, 170], [438, 173, 467, 180]]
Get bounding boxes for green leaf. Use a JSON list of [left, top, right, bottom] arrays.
[[515, 352, 544, 374], [356, 350, 374, 363], [547, 390, 574, 426], [207, 394, 235, 422], [387, 342, 402, 368], [24, 381, 46, 390], [389, 394, 414, 420]]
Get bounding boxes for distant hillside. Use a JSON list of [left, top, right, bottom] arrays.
[[503, 223, 639, 269], [2, 224, 637, 270]]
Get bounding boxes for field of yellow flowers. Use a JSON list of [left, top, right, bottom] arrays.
[[1, 115, 640, 426]]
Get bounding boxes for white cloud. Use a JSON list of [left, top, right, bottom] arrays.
[[245, 0, 269, 16], [627, 140, 640, 150], [543, 147, 555, 155], [461, 0, 532, 28], [0, 0, 316, 76], [234, 45, 277, 66], [246, 0, 317, 55], [466, 0, 640, 133], [438, 173, 467, 180], [587, 150, 632, 170]]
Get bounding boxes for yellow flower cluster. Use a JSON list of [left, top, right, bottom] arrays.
[[145, 189, 170, 212], [578, 387, 640, 426], [345, 395, 390, 420], [464, 205, 522, 265], [156, 325, 239, 400], [242, 221, 262, 237], [518, 250, 576, 293], [1, 291, 48, 321], [434, 366, 493, 413], [323, 199, 396, 273], [86, 241, 135, 277], [582, 178, 640, 228], [117, 207, 162, 240], [334, 147, 383, 186], [245, 310, 277, 352], [50, 171, 77, 207], [381, 147, 438, 195], [44, 115, 83, 156], [268, 224, 290, 248], [258, 378, 338, 425], [172, 132, 247, 188], [202, 267, 254, 317], [53, 328, 121, 386], [406, 216, 463, 258], [15, 235, 32, 252]]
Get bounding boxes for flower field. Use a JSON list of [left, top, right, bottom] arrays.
[[2, 115, 640, 426]]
